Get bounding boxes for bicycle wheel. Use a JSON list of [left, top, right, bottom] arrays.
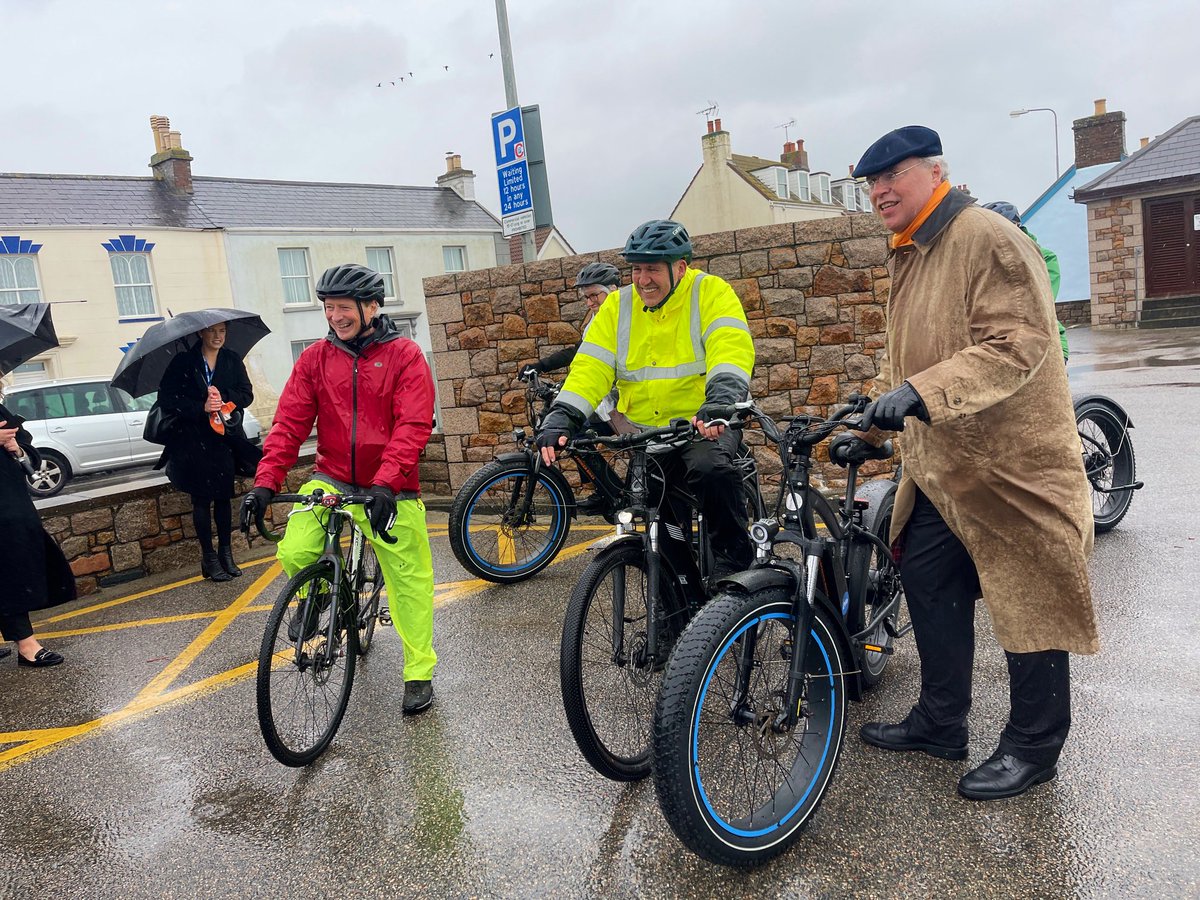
[[355, 541, 384, 656], [1076, 401, 1136, 533], [256, 562, 358, 767], [449, 456, 572, 583], [560, 542, 686, 781], [847, 481, 901, 689], [654, 588, 848, 867]]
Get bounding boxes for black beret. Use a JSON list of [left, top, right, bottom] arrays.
[[853, 125, 942, 178]]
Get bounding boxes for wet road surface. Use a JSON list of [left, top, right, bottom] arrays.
[[4, 326, 1198, 898]]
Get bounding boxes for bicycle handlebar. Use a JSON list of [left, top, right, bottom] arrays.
[[241, 489, 398, 546]]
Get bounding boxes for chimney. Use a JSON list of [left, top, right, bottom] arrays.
[[779, 137, 809, 171], [148, 115, 194, 194], [436, 151, 476, 201], [1072, 98, 1126, 168], [701, 119, 732, 167], [1140, 136, 1150, 149]]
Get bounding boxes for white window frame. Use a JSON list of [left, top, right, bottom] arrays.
[[858, 186, 872, 213], [839, 181, 858, 212], [391, 314, 419, 339], [789, 170, 811, 202], [774, 168, 788, 200], [109, 252, 158, 320], [811, 173, 832, 205], [11, 359, 50, 383], [279, 248, 314, 306], [366, 246, 398, 302], [0, 255, 43, 305], [442, 245, 467, 273], [290, 338, 321, 363]]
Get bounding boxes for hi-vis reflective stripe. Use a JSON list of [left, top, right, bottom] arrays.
[[576, 341, 616, 367], [615, 273, 707, 381]]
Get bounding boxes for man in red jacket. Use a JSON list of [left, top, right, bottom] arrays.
[[243, 263, 438, 713]]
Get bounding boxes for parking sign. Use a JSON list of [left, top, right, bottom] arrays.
[[491, 106, 535, 237]]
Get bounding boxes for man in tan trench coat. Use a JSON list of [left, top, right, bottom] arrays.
[[831, 125, 1099, 801]]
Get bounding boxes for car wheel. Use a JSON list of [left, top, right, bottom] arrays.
[[26, 450, 70, 499]]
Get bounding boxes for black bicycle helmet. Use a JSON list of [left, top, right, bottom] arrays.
[[574, 262, 621, 289], [316, 263, 387, 303], [982, 201, 1021, 226], [621, 219, 693, 263]]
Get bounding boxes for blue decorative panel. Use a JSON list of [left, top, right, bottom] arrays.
[[0, 235, 41, 254], [102, 234, 155, 253]]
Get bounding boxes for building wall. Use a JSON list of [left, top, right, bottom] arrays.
[[223, 229, 500, 423], [421, 216, 896, 494], [674, 164, 841, 236], [1, 227, 231, 385], [1084, 196, 1145, 328]]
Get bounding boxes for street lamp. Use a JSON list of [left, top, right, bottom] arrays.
[[1010, 107, 1060, 179]]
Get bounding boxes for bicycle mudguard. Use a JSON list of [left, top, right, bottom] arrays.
[[853, 478, 897, 537], [716, 563, 864, 702], [1072, 394, 1135, 429]]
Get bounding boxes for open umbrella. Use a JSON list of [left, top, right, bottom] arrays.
[[111, 308, 271, 397], [0, 303, 59, 376]]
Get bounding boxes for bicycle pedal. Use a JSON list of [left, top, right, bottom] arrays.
[[859, 641, 894, 655], [882, 617, 901, 639], [378, 611, 392, 627]]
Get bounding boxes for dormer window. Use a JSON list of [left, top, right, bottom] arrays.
[[752, 166, 790, 200], [788, 170, 811, 202], [810, 172, 832, 205]]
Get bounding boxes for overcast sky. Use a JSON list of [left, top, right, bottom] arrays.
[[4, 0, 1198, 253]]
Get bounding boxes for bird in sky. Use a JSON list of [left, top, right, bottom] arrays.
[[489, 52, 494, 58], [376, 82, 383, 87], [443, 65, 449, 71]]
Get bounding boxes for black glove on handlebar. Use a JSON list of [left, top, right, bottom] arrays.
[[241, 487, 275, 532], [859, 382, 929, 433], [828, 433, 873, 468], [519, 363, 541, 381], [536, 407, 576, 454], [365, 484, 397, 537], [695, 401, 736, 425]]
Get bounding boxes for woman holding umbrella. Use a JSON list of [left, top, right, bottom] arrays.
[[156, 321, 261, 581], [0, 303, 74, 666]]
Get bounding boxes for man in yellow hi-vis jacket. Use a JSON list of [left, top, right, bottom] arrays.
[[538, 219, 756, 576]]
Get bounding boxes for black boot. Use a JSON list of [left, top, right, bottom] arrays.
[[217, 545, 242, 578], [201, 549, 232, 582]]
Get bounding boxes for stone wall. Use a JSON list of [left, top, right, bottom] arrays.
[[421, 215, 896, 494], [1056, 299, 1091, 327], [1084, 197, 1143, 328], [40, 439, 447, 596]]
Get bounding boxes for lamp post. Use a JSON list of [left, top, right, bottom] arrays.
[[1010, 107, 1060, 179]]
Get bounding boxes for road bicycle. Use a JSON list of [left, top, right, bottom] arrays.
[[448, 369, 625, 583], [243, 488, 389, 766], [652, 396, 908, 867], [1073, 395, 1141, 532], [559, 413, 773, 782]]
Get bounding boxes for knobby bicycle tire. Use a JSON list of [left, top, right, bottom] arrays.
[[1075, 402, 1136, 533], [449, 456, 572, 583], [654, 588, 847, 867], [256, 562, 358, 767]]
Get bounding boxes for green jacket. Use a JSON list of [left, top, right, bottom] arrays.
[[1022, 226, 1068, 361]]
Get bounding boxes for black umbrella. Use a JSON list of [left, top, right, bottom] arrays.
[[0, 303, 60, 376], [111, 307, 271, 397]]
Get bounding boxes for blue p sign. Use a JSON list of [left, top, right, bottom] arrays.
[[492, 106, 526, 169]]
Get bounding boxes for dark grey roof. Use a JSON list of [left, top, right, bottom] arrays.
[[0, 173, 501, 232], [1075, 115, 1200, 200]]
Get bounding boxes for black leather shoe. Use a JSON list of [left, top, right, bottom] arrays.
[[402, 679, 434, 715], [201, 550, 233, 582], [575, 494, 607, 516], [861, 718, 968, 761], [958, 752, 1057, 800], [18, 647, 64, 668], [217, 545, 242, 578]]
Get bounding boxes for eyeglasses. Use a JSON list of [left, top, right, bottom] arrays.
[[582, 291, 608, 303], [865, 163, 921, 190]]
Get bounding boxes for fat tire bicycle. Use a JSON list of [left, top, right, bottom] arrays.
[[653, 396, 909, 867], [1073, 394, 1141, 533], [243, 488, 391, 767], [558, 413, 780, 782], [448, 370, 626, 583]]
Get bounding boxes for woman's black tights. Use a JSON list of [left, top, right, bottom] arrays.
[[191, 497, 232, 553]]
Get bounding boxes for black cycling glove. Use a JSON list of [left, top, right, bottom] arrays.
[[695, 401, 736, 424], [519, 363, 542, 381], [859, 382, 929, 433], [241, 486, 275, 531], [365, 484, 397, 537]]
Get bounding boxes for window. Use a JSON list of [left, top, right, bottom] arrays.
[[788, 170, 811, 202], [40, 383, 114, 419], [811, 173, 832, 205], [7, 386, 44, 419], [279, 248, 313, 305], [0, 256, 42, 304], [839, 182, 857, 212], [11, 360, 48, 384], [109, 253, 157, 318], [113, 386, 157, 412], [442, 246, 467, 273], [291, 339, 321, 363], [774, 169, 788, 200], [366, 247, 398, 302]]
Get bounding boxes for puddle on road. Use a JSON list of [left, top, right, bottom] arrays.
[[1071, 355, 1200, 373]]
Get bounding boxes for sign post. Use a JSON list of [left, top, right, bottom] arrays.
[[491, 106, 535, 238]]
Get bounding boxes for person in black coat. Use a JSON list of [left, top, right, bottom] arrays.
[[156, 323, 261, 581], [0, 403, 75, 667]]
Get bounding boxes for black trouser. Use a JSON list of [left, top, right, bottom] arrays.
[[0, 611, 35, 642], [901, 490, 1070, 767], [575, 417, 622, 495], [191, 495, 233, 554], [656, 428, 752, 572]]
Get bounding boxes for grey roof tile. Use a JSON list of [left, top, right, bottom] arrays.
[[0, 173, 501, 233], [1076, 115, 1200, 197]]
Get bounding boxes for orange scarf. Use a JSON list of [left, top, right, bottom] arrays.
[[890, 181, 951, 249]]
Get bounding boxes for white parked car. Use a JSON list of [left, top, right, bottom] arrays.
[[2, 377, 262, 498]]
